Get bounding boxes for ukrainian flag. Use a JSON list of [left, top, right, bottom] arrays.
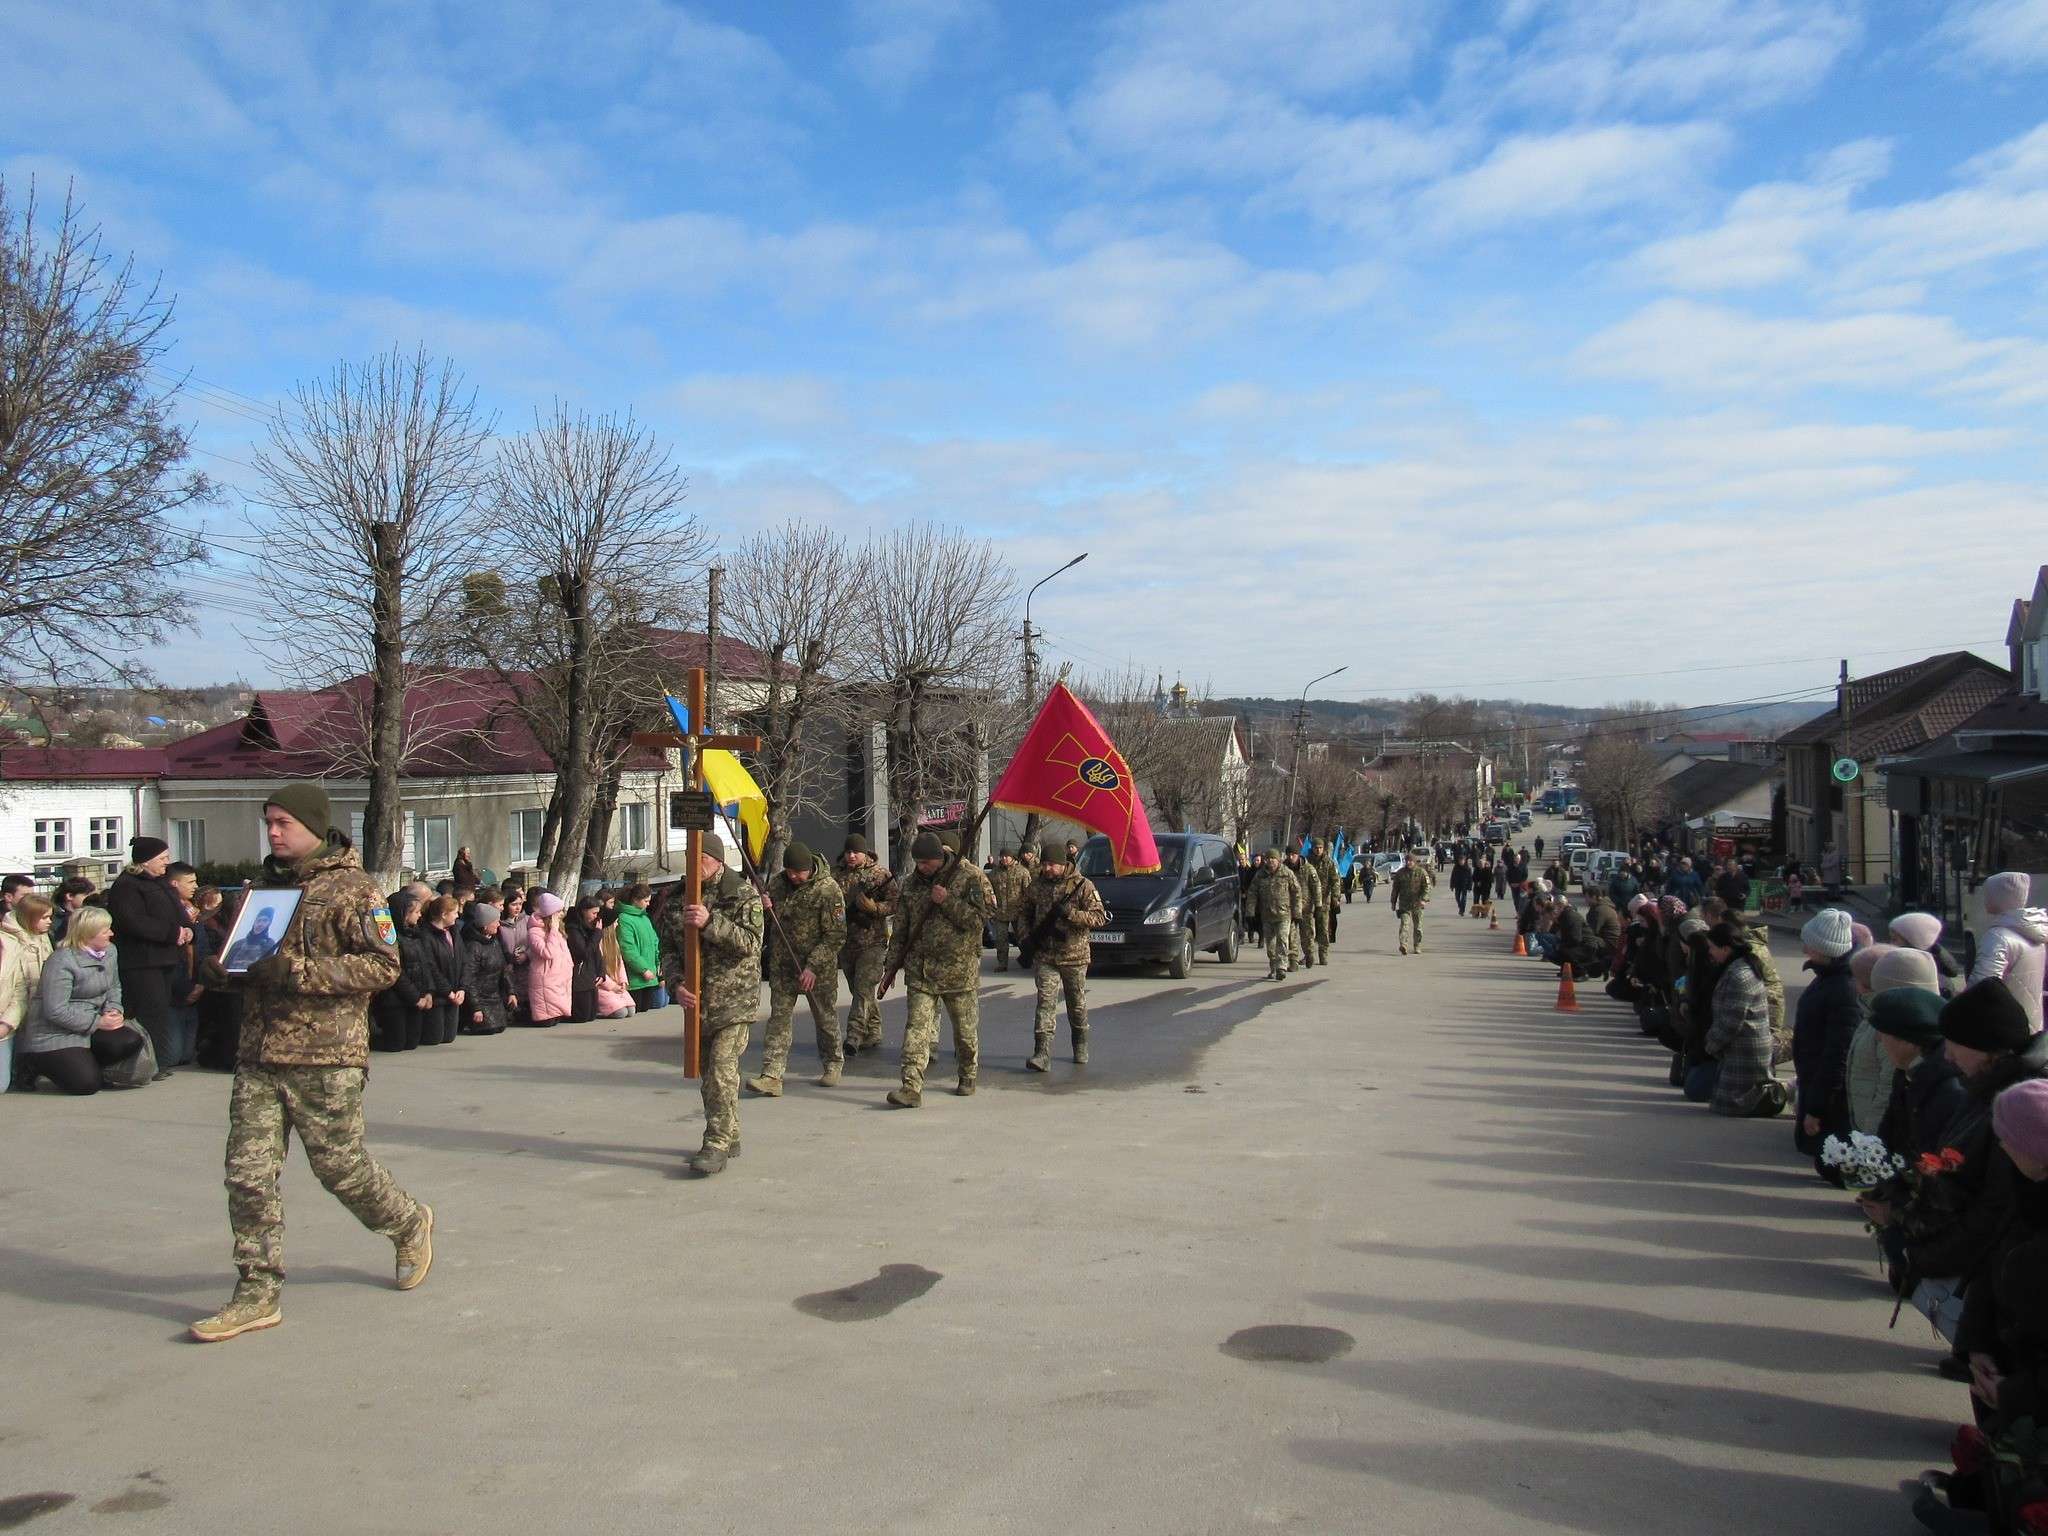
[[700, 749, 769, 864]]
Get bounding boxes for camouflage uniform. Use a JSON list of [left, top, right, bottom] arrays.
[[886, 856, 990, 1096], [837, 858, 897, 1053], [988, 857, 1032, 972], [1285, 855, 1322, 969], [1311, 843, 1342, 956], [660, 865, 764, 1154], [212, 839, 423, 1304], [1015, 866, 1108, 1065], [1248, 859, 1304, 979], [756, 864, 847, 1084], [1391, 862, 1432, 954]]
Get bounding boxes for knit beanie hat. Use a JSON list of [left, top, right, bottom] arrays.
[[1889, 912, 1944, 951], [1992, 1079, 2048, 1166], [939, 831, 961, 853], [911, 831, 943, 860], [1869, 987, 1946, 1049], [1660, 896, 1687, 916], [1940, 977, 2034, 1055], [1850, 943, 1895, 991], [783, 840, 815, 872], [1040, 838, 1068, 865], [1851, 922, 1874, 950], [1626, 894, 1649, 915], [264, 781, 332, 839], [1870, 947, 1940, 995], [701, 830, 726, 860], [128, 835, 169, 863], [842, 834, 868, 855], [1801, 909, 1854, 960], [469, 902, 502, 927], [1985, 871, 2033, 913], [534, 892, 565, 918]]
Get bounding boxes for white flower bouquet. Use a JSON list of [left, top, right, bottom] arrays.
[[1820, 1130, 1904, 1192]]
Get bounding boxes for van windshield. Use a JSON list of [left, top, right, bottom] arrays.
[[1077, 840, 1184, 879]]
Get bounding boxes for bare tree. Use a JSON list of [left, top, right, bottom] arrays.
[[251, 347, 494, 878], [486, 404, 706, 892], [847, 525, 1014, 864], [719, 522, 863, 869], [0, 179, 211, 704], [1579, 710, 1668, 848]]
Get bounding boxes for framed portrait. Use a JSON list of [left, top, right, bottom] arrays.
[[219, 888, 305, 974]]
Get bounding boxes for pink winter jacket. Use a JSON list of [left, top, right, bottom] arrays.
[[524, 919, 574, 1024]]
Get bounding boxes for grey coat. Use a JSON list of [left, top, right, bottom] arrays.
[[20, 944, 126, 1056], [1704, 958, 1777, 1116]]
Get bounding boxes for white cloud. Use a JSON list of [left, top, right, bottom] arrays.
[[1420, 123, 1728, 233], [1943, 0, 2048, 68], [846, 0, 993, 96]]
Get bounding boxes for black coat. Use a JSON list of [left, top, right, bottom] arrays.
[[1791, 955, 1862, 1124], [1956, 1189, 2048, 1437], [105, 869, 186, 970], [372, 921, 436, 1049], [565, 917, 602, 1023], [1899, 1037, 2048, 1284], [460, 920, 512, 1032], [419, 922, 469, 1025], [1877, 1049, 1969, 1163]]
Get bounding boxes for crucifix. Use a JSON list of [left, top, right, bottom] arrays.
[[630, 664, 760, 1078]]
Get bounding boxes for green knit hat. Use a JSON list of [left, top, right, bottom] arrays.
[[264, 781, 332, 839], [783, 840, 815, 872], [1040, 838, 1068, 865]]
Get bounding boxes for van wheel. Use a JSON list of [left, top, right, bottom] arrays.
[[1218, 922, 1240, 963], [1168, 928, 1196, 979]]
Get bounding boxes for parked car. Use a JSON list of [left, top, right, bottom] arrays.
[[1482, 821, 1507, 843], [1585, 850, 1628, 888], [1565, 801, 1584, 818], [1561, 830, 1589, 852], [1372, 852, 1407, 880], [1569, 847, 1594, 881], [1076, 832, 1241, 979], [1516, 809, 1533, 827]]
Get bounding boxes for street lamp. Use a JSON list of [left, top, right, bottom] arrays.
[[1022, 552, 1087, 710], [1282, 665, 1348, 847]]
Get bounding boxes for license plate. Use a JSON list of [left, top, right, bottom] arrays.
[[1089, 931, 1125, 945]]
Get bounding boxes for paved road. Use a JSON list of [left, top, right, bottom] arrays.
[[0, 848, 1953, 1533]]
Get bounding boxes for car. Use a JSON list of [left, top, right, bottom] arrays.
[[1561, 830, 1589, 852], [1585, 850, 1629, 888], [1372, 852, 1406, 879], [1075, 832, 1241, 978], [1482, 821, 1507, 843], [1516, 810, 1533, 827], [1565, 801, 1584, 818], [1568, 847, 1594, 881]]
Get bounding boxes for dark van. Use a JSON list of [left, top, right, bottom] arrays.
[[1074, 832, 1242, 978]]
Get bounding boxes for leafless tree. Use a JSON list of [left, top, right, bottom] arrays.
[[486, 404, 707, 892], [0, 178, 212, 708], [719, 521, 863, 868], [846, 525, 1014, 864], [1579, 709, 1668, 848], [250, 347, 495, 879]]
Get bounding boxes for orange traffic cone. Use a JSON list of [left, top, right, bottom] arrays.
[[1555, 964, 1581, 1013], [1488, 905, 1500, 932], [1511, 931, 1526, 956]]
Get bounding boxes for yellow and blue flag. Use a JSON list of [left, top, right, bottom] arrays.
[[700, 749, 768, 864]]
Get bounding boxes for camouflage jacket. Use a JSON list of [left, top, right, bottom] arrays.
[[1249, 865, 1303, 926], [764, 867, 846, 981], [837, 859, 898, 950], [1016, 869, 1108, 967], [1288, 859, 1323, 912], [1390, 865, 1432, 912], [886, 857, 990, 993], [988, 861, 1032, 921], [220, 839, 402, 1070], [659, 867, 764, 1030], [1313, 854, 1342, 910]]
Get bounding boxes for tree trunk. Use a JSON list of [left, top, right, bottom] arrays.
[[361, 529, 406, 881], [546, 578, 597, 895], [536, 779, 564, 877], [582, 766, 621, 883]]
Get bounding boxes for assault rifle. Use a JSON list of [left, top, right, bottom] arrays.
[[877, 803, 991, 999], [1015, 880, 1080, 970]]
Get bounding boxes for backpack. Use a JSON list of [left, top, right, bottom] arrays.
[[100, 1023, 158, 1089]]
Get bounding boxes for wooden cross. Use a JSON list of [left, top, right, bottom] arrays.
[[630, 665, 761, 1078]]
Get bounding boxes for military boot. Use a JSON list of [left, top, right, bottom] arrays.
[[742, 1074, 783, 1097], [1071, 1030, 1089, 1065], [190, 1283, 282, 1343], [818, 1062, 842, 1087], [886, 1087, 922, 1108], [395, 1203, 434, 1292], [1026, 1034, 1052, 1072], [954, 1075, 975, 1096], [691, 1145, 729, 1175]]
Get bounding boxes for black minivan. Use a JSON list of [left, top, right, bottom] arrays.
[[1075, 832, 1242, 978]]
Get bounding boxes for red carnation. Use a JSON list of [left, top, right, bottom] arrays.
[[1939, 1147, 1967, 1171]]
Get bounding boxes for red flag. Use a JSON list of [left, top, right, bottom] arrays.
[[991, 683, 1161, 875]]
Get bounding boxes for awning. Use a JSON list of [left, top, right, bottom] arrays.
[[1881, 749, 2048, 795]]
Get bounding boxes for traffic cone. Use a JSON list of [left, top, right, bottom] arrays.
[[1555, 964, 1581, 1013], [1511, 931, 1526, 956], [1488, 905, 1500, 932]]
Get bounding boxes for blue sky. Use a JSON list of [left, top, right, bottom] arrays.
[[5, 0, 2047, 708]]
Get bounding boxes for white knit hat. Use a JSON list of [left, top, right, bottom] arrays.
[[1802, 908, 1855, 960], [1985, 871, 2033, 913], [1870, 947, 1940, 993], [1889, 912, 1943, 950]]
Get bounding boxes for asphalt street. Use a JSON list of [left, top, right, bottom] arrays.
[[0, 829, 1956, 1534]]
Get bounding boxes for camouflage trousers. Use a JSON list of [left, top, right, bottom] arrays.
[[902, 987, 977, 1093], [840, 942, 887, 1051], [1289, 920, 1313, 968], [1033, 962, 1088, 1045], [225, 1065, 422, 1299], [1311, 904, 1331, 963], [1263, 917, 1293, 976], [701, 1018, 751, 1153], [1398, 908, 1424, 953], [761, 970, 842, 1080], [993, 918, 1023, 971]]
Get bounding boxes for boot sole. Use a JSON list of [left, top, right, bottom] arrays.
[[396, 1204, 434, 1292], [190, 1310, 282, 1343]]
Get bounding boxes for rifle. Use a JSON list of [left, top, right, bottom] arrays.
[[878, 801, 991, 998], [1015, 879, 1080, 971]]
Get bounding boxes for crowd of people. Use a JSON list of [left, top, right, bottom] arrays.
[[1509, 839, 2048, 1533]]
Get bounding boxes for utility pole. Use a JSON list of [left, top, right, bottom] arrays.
[[1282, 665, 1347, 846], [1838, 657, 1854, 887], [1017, 553, 1087, 848], [705, 565, 725, 731]]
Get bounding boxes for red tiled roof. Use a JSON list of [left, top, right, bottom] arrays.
[[1778, 652, 2010, 753], [0, 746, 168, 781], [644, 628, 781, 680]]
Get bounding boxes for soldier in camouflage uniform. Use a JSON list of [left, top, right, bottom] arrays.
[[988, 847, 1032, 973], [1248, 847, 1304, 980], [1310, 837, 1341, 961], [660, 830, 765, 1176], [836, 835, 896, 1056], [1391, 850, 1433, 956], [1016, 838, 1108, 1070], [1283, 849, 1321, 970], [745, 841, 846, 1094], [881, 830, 989, 1106], [190, 782, 433, 1343]]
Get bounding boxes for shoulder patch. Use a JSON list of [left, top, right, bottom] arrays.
[[367, 906, 399, 948]]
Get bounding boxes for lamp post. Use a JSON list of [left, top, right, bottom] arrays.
[[1021, 552, 1087, 711], [1282, 665, 1348, 847]]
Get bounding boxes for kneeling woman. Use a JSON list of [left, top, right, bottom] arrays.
[[17, 908, 147, 1094], [520, 894, 574, 1026], [1693, 921, 1787, 1117]]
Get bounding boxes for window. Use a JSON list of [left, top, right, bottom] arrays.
[[88, 816, 123, 854], [171, 819, 207, 866], [417, 814, 454, 875], [33, 819, 70, 856], [510, 809, 543, 865], [616, 801, 651, 853]]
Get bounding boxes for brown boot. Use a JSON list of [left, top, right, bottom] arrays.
[[954, 1076, 975, 1096], [1072, 1031, 1089, 1065], [818, 1062, 842, 1087], [190, 1284, 282, 1343], [743, 1075, 783, 1097], [1026, 1034, 1051, 1072], [395, 1203, 434, 1291], [886, 1087, 922, 1108]]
